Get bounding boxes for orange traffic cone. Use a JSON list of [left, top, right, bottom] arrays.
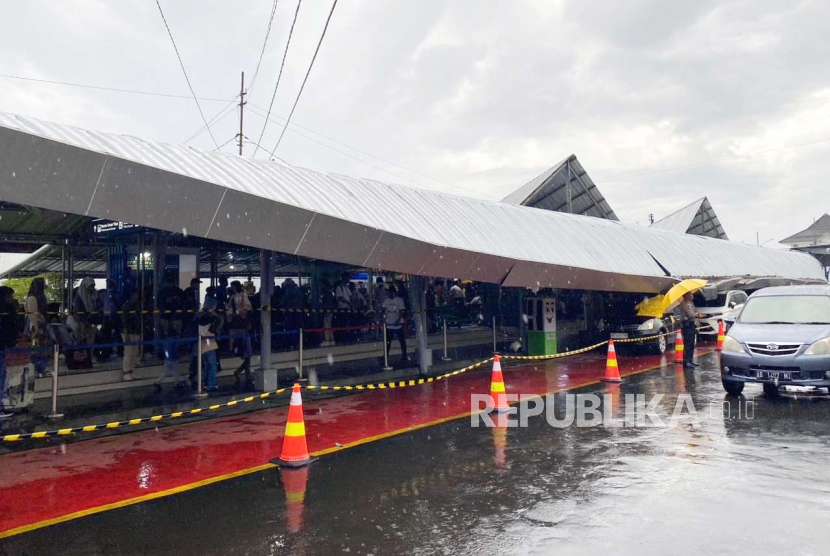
[[674, 329, 685, 364], [601, 340, 622, 382], [716, 320, 725, 351], [489, 355, 510, 413], [280, 466, 309, 534], [272, 384, 316, 467]]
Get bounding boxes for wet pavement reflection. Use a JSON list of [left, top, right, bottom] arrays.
[[2, 351, 829, 555]]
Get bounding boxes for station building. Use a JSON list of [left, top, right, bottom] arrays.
[[0, 112, 825, 418]]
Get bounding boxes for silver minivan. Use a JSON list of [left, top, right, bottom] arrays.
[[720, 285, 830, 396]]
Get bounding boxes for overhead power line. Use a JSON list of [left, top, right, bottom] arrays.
[[253, 0, 303, 159], [267, 0, 338, 158], [248, 0, 280, 97], [213, 135, 239, 152], [0, 73, 232, 102], [155, 0, 219, 149], [183, 96, 239, 144]]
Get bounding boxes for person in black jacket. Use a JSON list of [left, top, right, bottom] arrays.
[[0, 286, 20, 418]]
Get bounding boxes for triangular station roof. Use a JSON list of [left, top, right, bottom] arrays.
[[502, 155, 618, 220], [651, 197, 728, 240], [780, 213, 830, 246]]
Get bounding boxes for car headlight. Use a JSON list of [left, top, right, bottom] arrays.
[[722, 336, 745, 354], [638, 320, 656, 331], [804, 337, 830, 356]]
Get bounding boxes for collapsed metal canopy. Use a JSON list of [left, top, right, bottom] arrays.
[[0, 112, 824, 293]]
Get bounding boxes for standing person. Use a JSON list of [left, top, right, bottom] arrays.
[[198, 309, 222, 392], [281, 278, 302, 347], [372, 277, 387, 339], [231, 283, 254, 390], [383, 285, 408, 363], [25, 277, 51, 377], [155, 327, 185, 391], [73, 277, 100, 344], [215, 276, 230, 313], [349, 282, 367, 342], [677, 292, 699, 369], [334, 274, 352, 343], [320, 280, 336, 347], [426, 280, 437, 333], [120, 290, 142, 382], [228, 281, 252, 355], [0, 286, 19, 419], [159, 275, 184, 339], [97, 279, 119, 362], [183, 277, 201, 317]]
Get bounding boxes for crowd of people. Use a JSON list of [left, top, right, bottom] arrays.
[[0, 272, 494, 415]]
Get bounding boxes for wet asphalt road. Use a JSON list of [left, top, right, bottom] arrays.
[[2, 351, 829, 556]]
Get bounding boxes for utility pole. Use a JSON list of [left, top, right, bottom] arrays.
[[238, 71, 246, 156]]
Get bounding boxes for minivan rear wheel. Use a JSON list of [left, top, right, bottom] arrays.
[[763, 383, 780, 397], [722, 379, 744, 396], [650, 333, 667, 355]]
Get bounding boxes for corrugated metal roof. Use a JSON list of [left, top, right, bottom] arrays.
[[501, 155, 618, 220], [651, 197, 728, 240], [780, 213, 830, 245], [0, 112, 824, 291]]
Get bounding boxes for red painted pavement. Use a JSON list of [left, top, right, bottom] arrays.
[[0, 349, 683, 536]]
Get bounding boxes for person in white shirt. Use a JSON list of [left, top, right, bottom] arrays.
[[383, 285, 408, 362]]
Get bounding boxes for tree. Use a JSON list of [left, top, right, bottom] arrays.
[[1, 273, 63, 305]]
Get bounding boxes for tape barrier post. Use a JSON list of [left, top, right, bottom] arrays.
[[47, 344, 64, 420], [441, 319, 451, 362], [195, 335, 208, 399], [382, 323, 393, 372], [492, 316, 497, 353], [298, 328, 304, 380]]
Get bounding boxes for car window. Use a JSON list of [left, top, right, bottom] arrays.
[[738, 295, 830, 324], [696, 293, 728, 308], [732, 292, 747, 305]]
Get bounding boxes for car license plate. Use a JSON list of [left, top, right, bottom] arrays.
[[610, 333, 628, 339], [758, 371, 792, 381]]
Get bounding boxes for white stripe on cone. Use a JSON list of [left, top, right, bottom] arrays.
[[290, 390, 302, 406]]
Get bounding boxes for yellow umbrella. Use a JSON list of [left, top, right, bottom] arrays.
[[636, 295, 665, 318], [661, 279, 708, 315]]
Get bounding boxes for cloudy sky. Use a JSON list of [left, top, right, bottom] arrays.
[[2, 0, 829, 251]]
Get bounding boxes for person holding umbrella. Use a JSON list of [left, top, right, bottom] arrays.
[[677, 292, 700, 369]]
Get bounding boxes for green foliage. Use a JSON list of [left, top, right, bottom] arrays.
[[1, 273, 63, 304]]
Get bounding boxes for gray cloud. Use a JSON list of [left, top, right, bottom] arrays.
[[1, 0, 828, 248]]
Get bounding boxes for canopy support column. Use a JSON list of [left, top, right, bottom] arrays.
[[409, 275, 430, 375], [260, 249, 274, 371]]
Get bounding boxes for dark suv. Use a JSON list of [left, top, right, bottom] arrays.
[[720, 285, 830, 396]]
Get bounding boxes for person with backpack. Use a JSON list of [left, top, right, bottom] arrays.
[[0, 286, 20, 419]]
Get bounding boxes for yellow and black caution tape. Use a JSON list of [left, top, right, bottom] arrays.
[[0, 358, 494, 443], [1, 330, 673, 443], [501, 340, 609, 361], [0, 388, 291, 442]]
